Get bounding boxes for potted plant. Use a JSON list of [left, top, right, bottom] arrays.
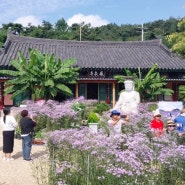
[[87, 112, 100, 133]]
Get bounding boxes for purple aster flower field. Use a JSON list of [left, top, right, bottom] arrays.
[[12, 98, 185, 184]]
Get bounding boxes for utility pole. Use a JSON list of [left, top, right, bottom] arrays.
[[141, 23, 144, 41], [79, 22, 83, 41], [137, 23, 147, 41]]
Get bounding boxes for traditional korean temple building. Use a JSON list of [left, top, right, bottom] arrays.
[[0, 33, 185, 106]]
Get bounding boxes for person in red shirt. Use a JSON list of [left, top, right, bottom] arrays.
[[150, 109, 164, 137]]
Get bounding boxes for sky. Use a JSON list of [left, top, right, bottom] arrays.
[[0, 0, 184, 28]]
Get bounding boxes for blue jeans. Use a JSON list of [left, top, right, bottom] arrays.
[[22, 134, 33, 160]]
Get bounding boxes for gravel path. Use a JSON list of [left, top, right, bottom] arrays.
[[0, 126, 47, 185]]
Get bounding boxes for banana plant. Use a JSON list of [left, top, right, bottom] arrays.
[[179, 85, 185, 102], [0, 49, 79, 101]]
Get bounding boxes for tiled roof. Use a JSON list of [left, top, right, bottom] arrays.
[[0, 34, 185, 70]]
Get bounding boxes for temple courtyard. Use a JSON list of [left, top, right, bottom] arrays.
[[0, 125, 46, 185]]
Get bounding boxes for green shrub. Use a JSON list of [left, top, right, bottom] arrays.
[[93, 103, 110, 115], [87, 112, 100, 123], [34, 114, 48, 133], [148, 103, 158, 112]]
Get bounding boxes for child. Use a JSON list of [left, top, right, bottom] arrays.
[[108, 110, 129, 135], [150, 109, 164, 137]]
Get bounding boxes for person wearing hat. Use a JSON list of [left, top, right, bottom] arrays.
[[165, 120, 179, 142], [108, 110, 129, 135], [150, 109, 164, 137], [166, 120, 176, 134], [174, 108, 185, 136]]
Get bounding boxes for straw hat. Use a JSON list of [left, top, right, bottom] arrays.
[[167, 120, 176, 126], [153, 109, 161, 117]]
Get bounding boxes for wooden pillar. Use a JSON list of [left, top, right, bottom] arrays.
[[172, 82, 178, 101], [112, 82, 116, 107], [0, 82, 4, 108], [75, 83, 78, 98]]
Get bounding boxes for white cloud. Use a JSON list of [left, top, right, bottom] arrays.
[[0, 0, 91, 27], [67, 14, 109, 27], [14, 16, 42, 27]]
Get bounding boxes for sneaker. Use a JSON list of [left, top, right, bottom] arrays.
[[2, 157, 7, 161], [24, 158, 33, 161], [7, 158, 14, 161]]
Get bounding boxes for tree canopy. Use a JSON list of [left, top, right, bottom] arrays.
[[166, 18, 185, 58], [0, 17, 181, 48]]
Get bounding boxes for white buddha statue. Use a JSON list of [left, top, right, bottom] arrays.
[[114, 79, 140, 114]]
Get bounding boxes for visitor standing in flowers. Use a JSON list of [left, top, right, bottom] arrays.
[[20, 110, 36, 161], [164, 119, 179, 143], [108, 110, 129, 135], [150, 109, 164, 137], [174, 108, 185, 136], [1, 107, 18, 161], [166, 120, 176, 134]]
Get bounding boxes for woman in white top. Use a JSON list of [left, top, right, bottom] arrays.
[[1, 107, 18, 161]]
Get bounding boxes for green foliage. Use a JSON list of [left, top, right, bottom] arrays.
[[98, 117, 110, 136], [51, 116, 75, 130], [87, 112, 100, 123], [55, 18, 68, 34], [34, 130, 45, 139], [0, 17, 180, 46], [81, 102, 98, 120], [72, 102, 86, 121], [134, 64, 173, 101], [72, 102, 85, 112], [34, 114, 48, 133], [166, 18, 185, 58], [15, 114, 22, 136], [0, 49, 79, 102], [0, 28, 7, 48], [93, 103, 110, 115], [179, 85, 185, 102], [177, 135, 185, 145], [148, 103, 158, 112]]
